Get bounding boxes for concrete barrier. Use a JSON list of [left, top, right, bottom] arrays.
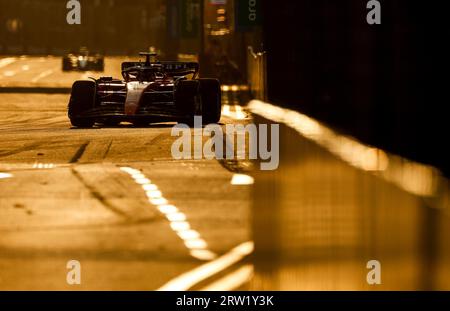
[[249, 101, 450, 290], [0, 87, 71, 94]]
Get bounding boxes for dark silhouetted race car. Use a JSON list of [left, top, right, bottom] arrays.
[[62, 47, 104, 72], [67, 53, 221, 127]]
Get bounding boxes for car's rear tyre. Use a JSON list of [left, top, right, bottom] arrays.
[[199, 78, 221, 124], [68, 80, 96, 128], [175, 80, 200, 116]]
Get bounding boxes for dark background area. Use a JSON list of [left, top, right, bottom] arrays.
[[0, 0, 167, 55], [262, 0, 449, 176]]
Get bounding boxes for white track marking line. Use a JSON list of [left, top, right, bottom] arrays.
[[31, 69, 55, 83], [0, 172, 13, 179], [33, 163, 55, 169], [0, 57, 16, 69], [120, 167, 217, 261], [231, 174, 254, 185], [0, 58, 17, 80], [199, 264, 254, 291], [157, 241, 254, 291], [1, 64, 31, 79], [3, 70, 16, 77]]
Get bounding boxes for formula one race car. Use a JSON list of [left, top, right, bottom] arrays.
[[62, 47, 104, 72], [68, 53, 221, 127]]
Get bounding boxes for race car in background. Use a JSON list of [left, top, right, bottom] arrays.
[[62, 47, 104, 72], [67, 53, 221, 127]]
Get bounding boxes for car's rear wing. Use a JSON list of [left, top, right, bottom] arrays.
[[121, 61, 199, 78]]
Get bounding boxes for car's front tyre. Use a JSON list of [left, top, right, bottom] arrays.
[[68, 80, 96, 128], [199, 78, 221, 124]]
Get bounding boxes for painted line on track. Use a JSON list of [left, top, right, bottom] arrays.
[[199, 264, 254, 291], [33, 162, 55, 169], [31, 68, 56, 83], [221, 104, 249, 120], [120, 166, 217, 261], [158, 241, 254, 291], [3, 70, 16, 77], [0, 58, 16, 69], [231, 174, 254, 185]]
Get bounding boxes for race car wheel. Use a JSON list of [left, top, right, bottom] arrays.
[[175, 80, 200, 116], [68, 80, 96, 128], [199, 79, 221, 124]]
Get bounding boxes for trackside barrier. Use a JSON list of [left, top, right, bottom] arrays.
[[248, 100, 450, 290], [247, 46, 267, 101]]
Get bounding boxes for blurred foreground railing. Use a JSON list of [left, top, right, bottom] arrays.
[[247, 46, 267, 101], [248, 100, 450, 290]]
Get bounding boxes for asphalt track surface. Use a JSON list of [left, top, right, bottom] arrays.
[[0, 56, 252, 290]]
